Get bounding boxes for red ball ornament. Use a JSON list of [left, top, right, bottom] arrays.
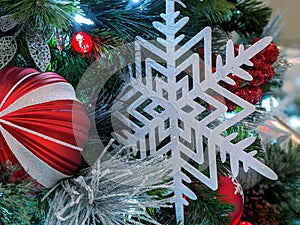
[[218, 175, 244, 225], [72, 31, 93, 54], [0, 67, 90, 188], [240, 222, 252, 225]]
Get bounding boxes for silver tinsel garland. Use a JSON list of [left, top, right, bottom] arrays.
[[44, 140, 172, 225]]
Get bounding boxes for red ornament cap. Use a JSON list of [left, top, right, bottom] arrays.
[[72, 31, 93, 54]]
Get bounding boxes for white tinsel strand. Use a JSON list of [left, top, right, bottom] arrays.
[[45, 140, 173, 225]]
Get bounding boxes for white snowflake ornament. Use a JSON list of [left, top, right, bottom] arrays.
[[112, 0, 278, 224]]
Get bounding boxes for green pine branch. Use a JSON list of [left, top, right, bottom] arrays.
[[47, 33, 90, 88], [225, 124, 264, 155], [0, 162, 46, 225], [1, 0, 81, 31], [146, 180, 233, 225], [223, 0, 272, 38], [82, 0, 164, 42], [264, 142, 300, 216], [243, 142, 300, 225], [184, 180, 234, 225], [181, 0, 235, 25]]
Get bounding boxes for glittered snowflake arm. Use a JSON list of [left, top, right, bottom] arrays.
[[213, 38, 273, 83], [199, 36, 278, 181], [112, 0, 278, 224]]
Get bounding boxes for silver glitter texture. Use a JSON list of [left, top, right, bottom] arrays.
[[0, 36, 17, 70], [26, 27, 51, 72], [0, 14, 21, 32], [45, 140, 172, 225]]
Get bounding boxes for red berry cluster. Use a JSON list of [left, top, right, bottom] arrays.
[[195, 38, 279, 112], [248, 38, 278, 86]]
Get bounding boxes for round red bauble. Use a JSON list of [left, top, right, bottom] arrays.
[[239, 222, 252, 225], [218, 175, 244, 225], [72, 31, 93, 53], [0, 66, 90, 188]]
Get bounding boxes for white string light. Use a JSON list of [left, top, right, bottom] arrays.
[[74, 14, 94, 25]]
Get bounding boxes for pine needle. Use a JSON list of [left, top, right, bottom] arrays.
[[1, 0, 81, 31], [0, 162, 44, 225]]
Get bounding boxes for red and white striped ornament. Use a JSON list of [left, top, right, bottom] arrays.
[[0, 66, 90, 188]]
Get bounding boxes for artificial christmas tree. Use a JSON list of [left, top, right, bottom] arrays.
[[0, 0, 299, 224]]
